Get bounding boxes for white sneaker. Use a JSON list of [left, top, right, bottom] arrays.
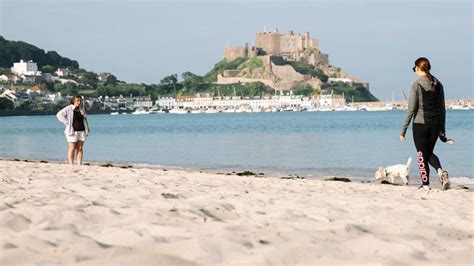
[[437, 169, 450, 191]]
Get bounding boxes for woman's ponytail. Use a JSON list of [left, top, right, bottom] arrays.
[[415, 57, 436, 91], [425, 70, 435, 90]]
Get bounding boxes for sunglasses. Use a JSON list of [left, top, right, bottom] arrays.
[[412, 66, 416, 72]]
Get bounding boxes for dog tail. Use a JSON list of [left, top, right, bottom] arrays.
[[406, 157, 412, 168]]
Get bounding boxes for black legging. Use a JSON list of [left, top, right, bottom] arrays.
[[413, 123, 443, 185]]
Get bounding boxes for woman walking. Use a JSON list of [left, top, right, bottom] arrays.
[[57, 96, 89, 167], [400, 57, 450, 190]]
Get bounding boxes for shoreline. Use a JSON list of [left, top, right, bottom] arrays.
[[1, 157, 472, 189], [1, 159, 472, 265], [0, 108, 472, 117], [0, 110, 111, 117]]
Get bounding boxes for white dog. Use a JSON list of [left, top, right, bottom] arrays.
[[375, 157, 412, 185]]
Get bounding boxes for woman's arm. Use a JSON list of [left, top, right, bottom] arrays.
[[439, 84, 446, 134], [56, 106, 69, 125], [400, 84, 419, 137]]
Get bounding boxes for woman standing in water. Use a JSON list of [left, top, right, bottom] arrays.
[[400, 57, 450, 190], [57, 95, 89, 167]]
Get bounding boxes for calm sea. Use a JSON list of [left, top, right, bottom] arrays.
[[1, 111, 473, 184]]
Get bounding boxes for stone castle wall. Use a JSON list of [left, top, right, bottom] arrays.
[[271, 63, 305, 83], [255, 32, 281, 55], [216, 74, 300, 90], [217, 75, 275, 88], [222, 69, 241, 78], [256, 30, 319, 56], [308, 53, 329, 66], [223, 46, 246, 61]]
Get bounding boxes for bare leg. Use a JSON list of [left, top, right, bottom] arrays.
[[76, 141, 84, 165], [68, 142, 77, 166]]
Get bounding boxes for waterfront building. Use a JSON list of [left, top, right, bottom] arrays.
[[132, 95, 153, 109], [157, 97, 176, 109], [156, 92, 346, 111]]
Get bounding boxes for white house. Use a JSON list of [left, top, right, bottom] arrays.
[[27, 85, 49, 95], [102, 96, 119, 109], [0, 74, 9, 83], [11, 60, 41, 76], [55, 68, 70, 77], [97, 72, 111, 82], [314, 91, 346, 108], [21, 75, 40, 84], [157, 97, 176, 109], [47, 92, 64, 103], [193, 93, 213, 108], [132, 96, 153, 109], [318, 94, 333, 108]]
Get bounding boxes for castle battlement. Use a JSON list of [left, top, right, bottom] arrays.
[[255, 29, 310, 39], [255, 29, 319, 56]]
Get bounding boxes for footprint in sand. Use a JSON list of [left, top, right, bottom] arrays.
[[2, 242, 18, 249], [0, 202, 14, 211], [0, 212, 31, 232], [198, 203, 240, 222], [81, 228, 148, 247]]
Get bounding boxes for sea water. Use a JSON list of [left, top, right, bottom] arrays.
[[1, 110, 472, 184]]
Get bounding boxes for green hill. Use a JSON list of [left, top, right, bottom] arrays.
[[0, 36, 79, 69], [200, 56, 378, 102]]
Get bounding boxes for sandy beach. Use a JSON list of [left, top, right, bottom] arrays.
[[0, 159, 472, 265]]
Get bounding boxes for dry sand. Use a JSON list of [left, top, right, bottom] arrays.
[[1, 160, 473, 265]]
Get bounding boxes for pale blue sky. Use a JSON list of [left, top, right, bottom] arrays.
[[1, 0, 472, 100]]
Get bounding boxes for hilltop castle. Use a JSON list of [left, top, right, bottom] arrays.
[[218, 29, 367, 91], [224, 28, 329, 66]]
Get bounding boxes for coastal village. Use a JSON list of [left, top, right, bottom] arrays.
[[0, 30, 472, 114]]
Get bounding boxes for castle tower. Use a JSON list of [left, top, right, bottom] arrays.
[[256, 29, 281, 55]]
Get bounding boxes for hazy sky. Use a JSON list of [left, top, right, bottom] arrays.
[[1, 0, 472, 100]]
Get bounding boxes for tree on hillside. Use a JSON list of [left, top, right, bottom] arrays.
[[0, 97, 14, 110], [104, 74, 118, 86], [54, 83, 78, 96], [182, 71, 203, 90], [203, 57, 248, 83], [0, 36, 79, 69], [41, 65, 56, 74], [292, 82, 318, 96], [0, 68, 11, 75], [16, 100, 31, 110], [79, 72, 98, 87], [159, 74, 179, 95]]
